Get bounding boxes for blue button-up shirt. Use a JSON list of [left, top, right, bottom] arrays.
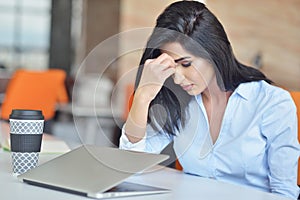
[[120, 81, 300, 199]]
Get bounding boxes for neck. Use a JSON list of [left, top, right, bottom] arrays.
[[202, 77, 231, 105]]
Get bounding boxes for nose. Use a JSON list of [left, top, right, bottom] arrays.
[[172, 68, 185, 85]]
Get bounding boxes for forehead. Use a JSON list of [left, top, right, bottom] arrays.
[[160, 42, 194, 59]]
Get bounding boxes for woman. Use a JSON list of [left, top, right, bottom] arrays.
[[119, 1, 299, 199]]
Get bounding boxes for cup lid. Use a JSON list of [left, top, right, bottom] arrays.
[[9, 109, 44, 120]]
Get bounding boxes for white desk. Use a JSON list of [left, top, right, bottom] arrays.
[[0, 151, 290, 200]]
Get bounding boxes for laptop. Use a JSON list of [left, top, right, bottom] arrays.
[[18, 145, 170, 199]]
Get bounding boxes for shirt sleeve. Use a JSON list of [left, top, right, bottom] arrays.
[[261, 90, 300, 199], [119, 124, 146, 152], [119, 123, 173, 154]]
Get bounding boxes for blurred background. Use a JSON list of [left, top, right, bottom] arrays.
[[0, 0, 299, 153]]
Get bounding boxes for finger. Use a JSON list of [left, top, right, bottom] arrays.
[[159, 59, 176, 71], [144, 54, 172, 66], [144, 54, 175, 74], [144, 59, 155, 66], [145, 59, 174, 74], [153, 53, 175, 65]]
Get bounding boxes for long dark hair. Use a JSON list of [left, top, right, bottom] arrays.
[[135, 1, 271, 136]]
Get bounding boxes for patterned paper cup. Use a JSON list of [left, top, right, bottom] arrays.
[[11, 152, 40, 175], [9, 109, 44, 175]]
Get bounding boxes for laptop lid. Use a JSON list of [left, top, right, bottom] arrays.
[[17, 145, 170, 198]]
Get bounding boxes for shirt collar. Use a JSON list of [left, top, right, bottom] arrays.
[[233, 82, 253, 101], [194, 82, 254, 103]]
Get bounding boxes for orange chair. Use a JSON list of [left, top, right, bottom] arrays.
[[290, 91, 300, 185], [122, 84, 135, 121], [1, 69, 69, 121]]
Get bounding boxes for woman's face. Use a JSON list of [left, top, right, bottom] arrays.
[[161, 42, 216, 95]]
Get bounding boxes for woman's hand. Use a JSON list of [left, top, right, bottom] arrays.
[[136, 53, 176, 102]]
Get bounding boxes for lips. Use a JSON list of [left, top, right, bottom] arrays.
[[181, 84, 193, 91]]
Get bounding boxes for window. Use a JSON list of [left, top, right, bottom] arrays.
[[0, 0, 51, 71]]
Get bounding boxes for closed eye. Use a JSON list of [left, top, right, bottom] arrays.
[[181, 62, 192, 67]]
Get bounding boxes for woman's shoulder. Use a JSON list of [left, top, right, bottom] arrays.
[[239, 80, 290, 98], [236, 81, 293, 106]]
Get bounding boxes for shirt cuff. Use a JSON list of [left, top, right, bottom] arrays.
[[119, 124, 146, 152]]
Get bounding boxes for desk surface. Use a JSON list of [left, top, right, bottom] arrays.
[[0, 150, 290, 200]]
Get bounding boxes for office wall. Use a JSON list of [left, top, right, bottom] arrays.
[[207, 0, 300, 90], [77, 0, 120, 78], [117, 0, 176, 85]]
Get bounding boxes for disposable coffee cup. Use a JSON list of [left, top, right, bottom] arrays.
[[9, 109, 44, 175]]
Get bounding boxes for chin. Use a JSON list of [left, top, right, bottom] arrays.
[[187, 90, 199, 96]]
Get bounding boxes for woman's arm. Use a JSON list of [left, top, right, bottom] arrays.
[[124, 89, 152, 143], [124, 53, 176, 143], [262, 91, 300, 199]]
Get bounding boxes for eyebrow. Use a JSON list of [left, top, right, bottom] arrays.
[[174, 56, 191, 63]]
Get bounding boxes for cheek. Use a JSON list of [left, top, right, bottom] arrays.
[[192, 59, 215, 82], [204, 68, 215, 84], [188, 67, 211, 86], [193, 74, 206, 86], [188, 72, 207, 95], [196, 66, 215, 85]]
